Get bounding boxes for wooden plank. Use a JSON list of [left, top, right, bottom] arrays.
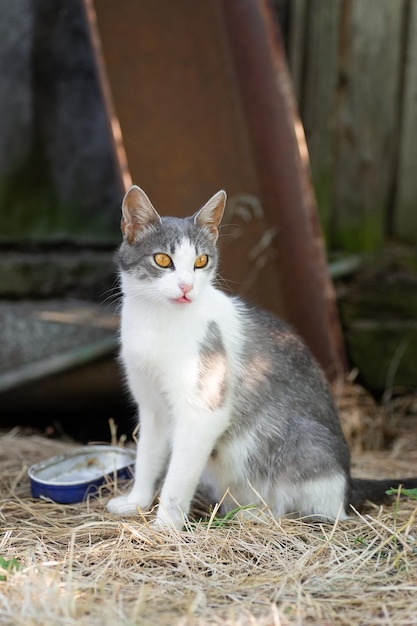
[[297, 0, 342, 241], [338, 247, 417, 390], [332, 0, 405, 252], [395, 0, 417, 243]]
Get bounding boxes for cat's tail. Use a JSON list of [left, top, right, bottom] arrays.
[[349, 477, 417, 509]]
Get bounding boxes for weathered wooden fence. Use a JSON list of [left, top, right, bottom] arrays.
[[287, 0, 417, 251]]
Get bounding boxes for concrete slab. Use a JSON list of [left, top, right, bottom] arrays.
[[0, 299, 118, 393]]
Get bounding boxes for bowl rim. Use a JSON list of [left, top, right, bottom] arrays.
[[28, 444, 135, 487]]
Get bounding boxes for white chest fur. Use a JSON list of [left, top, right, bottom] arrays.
[[120, 280, 243, 399]]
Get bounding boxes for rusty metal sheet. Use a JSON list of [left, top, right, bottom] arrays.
[[83, 0, 346, 377], [222, 0, 347, 377]]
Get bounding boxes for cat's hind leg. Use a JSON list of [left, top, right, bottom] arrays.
[[270, 473, 350, 521]]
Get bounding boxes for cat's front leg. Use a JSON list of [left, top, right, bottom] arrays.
[[107, 406, 169, 516], [154, 408, 229, 530]]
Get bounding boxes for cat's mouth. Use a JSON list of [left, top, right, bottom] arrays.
[[172, 296, 192, 304]]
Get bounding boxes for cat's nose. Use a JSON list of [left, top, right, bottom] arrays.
[[178, 282, 193, 295]]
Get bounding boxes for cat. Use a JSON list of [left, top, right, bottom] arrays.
[[107, 185, 417, 529]]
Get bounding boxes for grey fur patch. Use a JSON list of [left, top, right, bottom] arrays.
[[116, 216, 218, 279], [198, 322, 228, 411], [217, 304, 350, 489]]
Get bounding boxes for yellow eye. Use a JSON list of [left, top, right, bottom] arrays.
[[154, 253, 172, 268], [194, 254, 208, 269]]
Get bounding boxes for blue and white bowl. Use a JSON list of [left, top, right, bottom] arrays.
[[28, 445, 135, 504]]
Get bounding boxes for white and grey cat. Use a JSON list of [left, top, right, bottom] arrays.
[[107, 185, 416, 529]]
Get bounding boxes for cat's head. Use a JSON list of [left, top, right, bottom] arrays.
[[117, 185, 226, 306]]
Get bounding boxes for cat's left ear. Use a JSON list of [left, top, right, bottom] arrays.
[[121, 185, 161, 244], [194, 190, 227, 242]]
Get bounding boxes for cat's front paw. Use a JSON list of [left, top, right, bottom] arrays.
[[106, 493, 144, 516], [152, 505, 186, 531]]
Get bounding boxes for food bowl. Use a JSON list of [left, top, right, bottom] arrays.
[[28, 445, 135, 504]]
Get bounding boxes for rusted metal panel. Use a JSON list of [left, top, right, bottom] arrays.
[[83, 0, 347, 378], [222, 0, 347, 377], [85, 0, 258, 209], [83, 0, 284, 319]]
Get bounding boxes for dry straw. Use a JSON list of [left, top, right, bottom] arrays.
[[1, 383, 417, 625]]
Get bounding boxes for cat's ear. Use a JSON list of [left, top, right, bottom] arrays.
[[194, 190, 227, 242], [121, 185, 161, 243]]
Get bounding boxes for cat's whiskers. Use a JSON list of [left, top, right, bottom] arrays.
[[213, 274, 239, 293], [216, 227, 240, 242], [127, 285, 167, 306], [100, 284, 123, 312]]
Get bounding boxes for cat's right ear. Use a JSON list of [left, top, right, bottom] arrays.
[[121, 185, 161, 244], [194, 190, 227, 242]]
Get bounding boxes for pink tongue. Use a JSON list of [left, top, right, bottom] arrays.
[[177, 296, 191, 303]]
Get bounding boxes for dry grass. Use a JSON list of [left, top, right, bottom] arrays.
[[1, 384, 417, 626]]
